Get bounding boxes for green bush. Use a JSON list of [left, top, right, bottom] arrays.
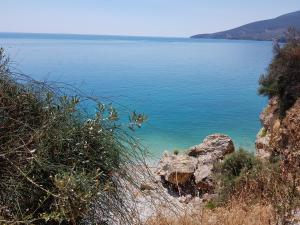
[[0, 48, 147, 224], [213, 149, 260, 204], [213, 149, 300, 221], [258, 28, 300, 116], [205, 201, 217, 210]]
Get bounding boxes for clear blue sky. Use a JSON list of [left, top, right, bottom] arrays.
[[1, 0, 299, 37]]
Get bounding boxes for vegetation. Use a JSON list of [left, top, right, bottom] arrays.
[[212, 148, 300, 222], [173, 150, 179, 155], [147, 203, 275, 225], [212, 149, 260, 205], [148, 149, 298, 224], [0, 48, 147, 224], [258, 28, 300, 116]]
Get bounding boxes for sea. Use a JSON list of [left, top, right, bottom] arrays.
[[0, 32, 272, 159]]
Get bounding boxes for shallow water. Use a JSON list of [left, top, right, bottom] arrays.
[[0, 33, 272, 158]]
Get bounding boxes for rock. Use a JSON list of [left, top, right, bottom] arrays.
[[189, 134, 234, 190], [140, 183, 155, 191], [178, 194, 193, 204], [178, 196, 187, 203], [255, 96, 300, 160], [255, 97, 300, 224], [187, 134, 234, 158], [285, 209, 300, 225], [156, 152, 198, 185], [275, 99, 300, 173], [256, 97, 280, 160], [156, 134, 234, 195], [255, 128, 271, 159], [259, 97, 279, 129], [194, 164, 213, 184]]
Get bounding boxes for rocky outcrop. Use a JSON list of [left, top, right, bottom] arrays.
[[256, 96, 300, 170], [156, 134, 235, 195], [270, 99, 300, 175], [256, 97, 280, 159], [188, 134, 234, 159], [255, 97, 300, 225], [156, 153, 198, 185], [255, 128, 272, 159]]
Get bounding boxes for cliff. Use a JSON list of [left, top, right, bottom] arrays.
[[256, 97, 300, 170]]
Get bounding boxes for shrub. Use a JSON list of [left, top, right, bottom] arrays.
[[213, 148, 300, 222], [0, 48, 147, 224], [258, 28, 300, 116], [213, 149, 260, 205]]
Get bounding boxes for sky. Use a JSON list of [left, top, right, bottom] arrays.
[[1, 0, 299, 37]]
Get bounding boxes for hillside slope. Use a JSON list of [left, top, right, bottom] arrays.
[[191, 11, 300, 41]]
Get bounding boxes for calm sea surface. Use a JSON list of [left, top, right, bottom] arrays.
[[0, 33, 272, 158]]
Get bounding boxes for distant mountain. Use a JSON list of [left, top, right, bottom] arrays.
[[191, 11, 300, 41]]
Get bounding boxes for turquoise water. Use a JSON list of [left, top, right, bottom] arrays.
[[0, 33, 272, 157]]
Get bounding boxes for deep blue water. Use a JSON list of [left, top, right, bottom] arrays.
[[0, 33, 272, 158]]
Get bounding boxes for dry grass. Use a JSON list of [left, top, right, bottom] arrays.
[[146, 202, 275, 225]]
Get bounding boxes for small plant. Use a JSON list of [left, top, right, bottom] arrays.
[[205, 200, 217, 210], [173, 150, 179, 155]]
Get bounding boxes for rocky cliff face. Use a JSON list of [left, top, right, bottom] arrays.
[[279, 99, 300, 169], [256, 97, 300, 172], [255, 97, 300, 225], [256, 97, 280, 159]]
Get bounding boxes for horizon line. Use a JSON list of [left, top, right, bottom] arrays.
[[0, 31, 189, 39]]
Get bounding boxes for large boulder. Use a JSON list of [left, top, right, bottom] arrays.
[[187, 134, 234, 159], [156, 153, 198, 185], [156, 134, 235, 194], [190, 134, 234, 191]]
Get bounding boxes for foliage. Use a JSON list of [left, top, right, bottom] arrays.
[[258, 28, 300, 116], [213, 149, 260, 205], [205, 201, 217, 210], [173, 150, 179, 155], [0, 47, 147, 224], [213, 148, 300, 222]]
